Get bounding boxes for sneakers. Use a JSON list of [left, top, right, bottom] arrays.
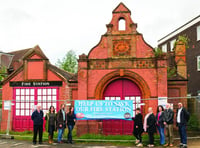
[[135, 139, 140, 144], [147, 144, 154, 147], [136, 143, 143, 147]]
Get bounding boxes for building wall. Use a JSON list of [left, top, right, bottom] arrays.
[[158, 21, 200, 95], [77, 3, 168, 135]]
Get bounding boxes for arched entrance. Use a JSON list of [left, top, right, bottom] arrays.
[[102, 78, 142, 135]]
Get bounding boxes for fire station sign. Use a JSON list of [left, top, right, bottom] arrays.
[[75, 100, 133, 120], [9, 81, 62, 87]]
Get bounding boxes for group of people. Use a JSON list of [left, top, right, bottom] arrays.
[[132, 102, 190, 148], [31, 104, 76, 145]]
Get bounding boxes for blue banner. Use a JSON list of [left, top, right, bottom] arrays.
[[74, 100, 133, 120]]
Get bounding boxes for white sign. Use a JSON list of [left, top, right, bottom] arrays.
[[4, 101, 11, 110], [158, 97, 168, 109]]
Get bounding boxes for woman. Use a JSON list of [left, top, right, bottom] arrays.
[[67, 106, 76, 144], [144, 107, 156, 147], [132, 108, 144, 147], [45, 105, 56, 144], [156, 105, 165, 145]]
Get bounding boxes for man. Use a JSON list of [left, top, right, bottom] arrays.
[[176, 102, 190, 148], [163, 103, 174, 147], [31, 104, 44, 145], [57, 104, 66, 143]]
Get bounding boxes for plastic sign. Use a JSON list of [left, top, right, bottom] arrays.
[[4, 100, 11, 110], [75, 100, 133, 120]]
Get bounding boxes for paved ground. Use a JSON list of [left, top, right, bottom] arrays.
[[0, 138, 200, 148]]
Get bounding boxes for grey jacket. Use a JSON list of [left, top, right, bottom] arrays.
[[163, 108, 174, 124]]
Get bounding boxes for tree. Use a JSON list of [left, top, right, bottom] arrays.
[[56, 50, 78, 73]]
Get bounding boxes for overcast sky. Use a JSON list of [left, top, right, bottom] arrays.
[[0, 0, 200, 64]]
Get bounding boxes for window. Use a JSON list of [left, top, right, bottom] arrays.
[[118, 18, 126, 31], [197, 56, 200, 71], [170, 39, 176, 51], [197, 25, 200, 41], [14, 88, 58, 116], [161, 44, 167, 52]]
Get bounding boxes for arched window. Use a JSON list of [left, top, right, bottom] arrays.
[[118, 18, 126, 31]]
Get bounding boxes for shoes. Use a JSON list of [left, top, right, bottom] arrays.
[[169, 144, 173, 147], [177, 143, 183, 147], [182, 145, 187, 148], [135, 139, 140, 144], [39, 142, 42, 145], [148, 145, 154, 147], [164, 143, 169, 146], [33, 142, 36, 145], [136, 143, 143, 147], [58, 141, 63, 144]]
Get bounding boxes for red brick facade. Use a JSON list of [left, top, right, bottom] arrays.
[[77, 3, 169, 135]]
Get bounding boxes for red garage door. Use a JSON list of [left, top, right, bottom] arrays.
[[103, 78, 142, 135], [12, 87, 58, 131]]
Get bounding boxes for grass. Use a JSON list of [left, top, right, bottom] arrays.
[[0, 130, 161, 146]]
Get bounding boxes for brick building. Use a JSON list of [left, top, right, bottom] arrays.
[[1, 3, 187, 135], [158, 15, 200, 96]]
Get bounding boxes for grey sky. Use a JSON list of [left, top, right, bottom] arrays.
[[0, 0, 200, 64]]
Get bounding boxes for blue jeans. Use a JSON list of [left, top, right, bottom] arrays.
[[157, 126, 165, 145], [178, 124, 187, 144], [57, 128, 64, 142], [67, 125, 74, 142]]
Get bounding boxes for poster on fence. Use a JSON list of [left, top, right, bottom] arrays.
[[74, 100, 133, 120]]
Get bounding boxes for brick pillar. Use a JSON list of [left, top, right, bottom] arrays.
[[175, 41, 187, 79]]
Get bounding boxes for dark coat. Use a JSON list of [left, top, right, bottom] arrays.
[[156, 112, 165, 128], [176, 107, 190, 126], [57, 109, 67, 129], [31, 110, 43, 125], [132, 113, 144, 135], [147, 113, 156, 133], [45, 112, 57, 132], [163, 108, 174, 124], [67, 112, 76, 126]]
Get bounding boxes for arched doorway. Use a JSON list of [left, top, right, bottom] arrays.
[[102, 78, 142, 135]]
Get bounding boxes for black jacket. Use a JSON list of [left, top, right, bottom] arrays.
[[132, 113, 144, 134], [156, 112, 165, 128], [57, 109, 67, 129], [163, 108, 174, 124], [147, 113, 156, 133], [176, 107, 190, 126], [31, 110, 44, 125], [67, 112, 76, 126]]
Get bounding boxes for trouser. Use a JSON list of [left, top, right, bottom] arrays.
[[165, 124, 173, 144], [67, 124, 74, 142], [134, 131, 142, 143], [57, 128, 64, 142], [48, 125, 55, 138], [148, 131, 154, 145], [33, 124, 43, 143], [157, 126, 165, 145], [178, 124, 187, 145]]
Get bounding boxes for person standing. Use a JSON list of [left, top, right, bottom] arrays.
[[31, 104, 44, 145], [67, 106, 76, 144], [45, 105, 56, 144], [163, 103, 174, 147], [57, 104, 66, 143], [132, 108, 144, 147], [176, 102, 190, 148], [156, 105, 165, 145], [144, 107, 156, 147]]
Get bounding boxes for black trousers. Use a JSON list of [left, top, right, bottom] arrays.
[[134, 131, 142, 143], [148, 131, 154, 145], [33, 124, 43, 143]]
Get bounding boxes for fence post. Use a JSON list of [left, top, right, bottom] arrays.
[[6, 100, 11, 136]]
